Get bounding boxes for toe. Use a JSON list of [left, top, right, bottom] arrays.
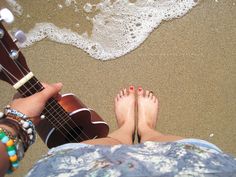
[[137, 86, 144, 96], [116, 94, 120, 101], [154, 96, 159, 104], [149, 91, 154, 99], [120, 90, 124, 97], [123, 88, 128, 96], [129, 85, 135, 94]]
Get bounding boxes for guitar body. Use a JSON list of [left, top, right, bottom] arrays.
[[36, 94, 109, 148]]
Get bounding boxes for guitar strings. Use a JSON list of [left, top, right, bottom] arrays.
[[14, 58, 90, 139], [0, 40, 11, 56], [12, 53, 29, 76], [30, 77, 91, 140], [13, 59, 91, 140], [0, 41, 86, 143], [0, 64, 20, 84], [0, 64, 75, 143], [27, 75, 91, 141]]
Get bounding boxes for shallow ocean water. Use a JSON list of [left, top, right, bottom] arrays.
[[4, 0, 198, 60]]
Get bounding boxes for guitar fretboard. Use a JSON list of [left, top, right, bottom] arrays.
[[17, 76, 43, 96], [17, 77, 70, 129]]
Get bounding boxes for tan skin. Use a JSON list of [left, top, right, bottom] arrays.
[[0, 84, 183, 176]]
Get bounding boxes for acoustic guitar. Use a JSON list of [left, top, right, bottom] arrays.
[[0, 9, 109, 148]]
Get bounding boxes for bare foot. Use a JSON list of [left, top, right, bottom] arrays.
[[137, 87, 159, 141], [114, 86, 136, 136]]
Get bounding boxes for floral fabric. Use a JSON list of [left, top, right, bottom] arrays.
[[26, 141, 236, 177]]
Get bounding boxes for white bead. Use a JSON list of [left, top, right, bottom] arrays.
[[40, 115, 45, 120], [23, 121, 29, 128], [29, 135, 33, 140], [0, 112, 4, 118], [20, 120, 24, 124], [27, 128, 33, 134]]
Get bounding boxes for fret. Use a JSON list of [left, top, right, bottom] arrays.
[[20, 80, 41, 96], [47, 98, 70, 119], [42, 113, 69, 129], [18, 76, 43, 97], [46, 103, 70, 123], [42, 98, 70, 128]]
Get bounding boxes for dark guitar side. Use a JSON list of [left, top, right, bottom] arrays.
[[36, 93, 109, 148]]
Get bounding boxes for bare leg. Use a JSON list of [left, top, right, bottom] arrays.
[[137, 87, 184, 143], [82, 86, 136, 145]]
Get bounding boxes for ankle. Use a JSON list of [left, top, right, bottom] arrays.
[[138, 127, 162, 143], [120, 122, 135, 134], [108, 126, 134, 145], [138, 124, 154, 136]]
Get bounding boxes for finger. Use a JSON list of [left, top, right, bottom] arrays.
[[42, 83, 61, 99], [36, 83, 63, 102]]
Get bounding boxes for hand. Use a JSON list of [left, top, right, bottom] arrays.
[[10, 83, 63, 124]]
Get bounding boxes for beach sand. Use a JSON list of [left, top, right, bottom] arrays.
[[0, 0, 235, 176]]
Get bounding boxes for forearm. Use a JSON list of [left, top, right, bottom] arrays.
[[0, 141, 10, 176]]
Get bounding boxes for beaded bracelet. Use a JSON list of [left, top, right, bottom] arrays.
[[4, 106, 27, 119], [4, 107, 36, 146], [0, 127, 19, 173], [0, 118, 29, 154], [0, 126, 17, 141], [6, 116, 36, 146]]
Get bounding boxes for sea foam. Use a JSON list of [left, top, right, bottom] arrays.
[[8, 0, 198, 60], [5, 0, 23, 16]]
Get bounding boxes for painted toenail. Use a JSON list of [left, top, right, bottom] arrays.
[[138, 87, 142, 91], [130, 86, 134, 90]]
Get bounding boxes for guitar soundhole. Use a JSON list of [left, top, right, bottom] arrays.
[[66, 126, 84, 142]]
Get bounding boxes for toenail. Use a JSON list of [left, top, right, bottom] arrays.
[[130, 86, 134, 90], [138, 87, 142, 91]]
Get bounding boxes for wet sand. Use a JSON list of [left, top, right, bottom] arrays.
[[0, 0, 235, 176]]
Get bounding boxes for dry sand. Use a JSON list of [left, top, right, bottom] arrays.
[[0, 0, 235, 176]]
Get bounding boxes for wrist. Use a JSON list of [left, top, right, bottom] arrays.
[[0, 106, 37, 157], [0, 105, 37, 175], [0, 106, 37, 147], [5, 105, 28, 119]]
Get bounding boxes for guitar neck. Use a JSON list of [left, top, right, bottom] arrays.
[[17, 76, 70, 128], [17, 75, 44, 96]]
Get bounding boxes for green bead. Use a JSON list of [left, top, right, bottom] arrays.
[[7, 145, 15, 151], [12, 160, 19, 165], [0, 132, 6, 139]]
